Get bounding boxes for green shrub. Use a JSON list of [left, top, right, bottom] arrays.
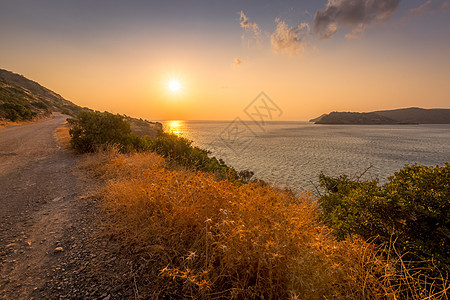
[[1, 85, 38, 121], [31, 101, 49, 111], [68, 110, 141, 153], [61, 104, 83, 117], [318, 164, 450, 274], [0, 101, 36, 121], [147, 133, 241, 181], [68, 111, 249, 182]]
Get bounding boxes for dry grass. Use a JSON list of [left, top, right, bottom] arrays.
[[0, 115, 53, 130], [0, 119, 35, 130], [81, 149, 448, 299], [0, 120, 8, 130], [54, 122, 71, 148]]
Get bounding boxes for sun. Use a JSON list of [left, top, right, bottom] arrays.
[[168, 80, 181, 92]]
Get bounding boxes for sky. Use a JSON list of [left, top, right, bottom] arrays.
[[1, 0, 450, 121]]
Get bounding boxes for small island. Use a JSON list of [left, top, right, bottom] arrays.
[[311, 107, 450, 124]]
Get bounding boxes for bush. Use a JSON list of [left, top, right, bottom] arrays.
[[68, 111, 244, 181], [318, 164, 450, 274], [0, 101, 36, 121], [68, 111, 143, 153], [90, 151, 419, 299], [61, 104, 84, 117], [147, 133, 241, 181], [31, 101, 49, 111]]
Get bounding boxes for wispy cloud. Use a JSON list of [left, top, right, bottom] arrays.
[[270, 19, 311, 56], [314, 0, 401, 39], [405, 0, 450, 17], [345, 24, 366, 39], [239, 11, 261, 45]]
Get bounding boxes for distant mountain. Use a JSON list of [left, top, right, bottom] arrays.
[[309, 113, 328, 123], [311, 107, 450, 124], [0, 68, 82, 121], [375, 107, 450, 124]]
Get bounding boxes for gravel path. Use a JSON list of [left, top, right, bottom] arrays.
[[0, 114, 136, 299], [0, 113, 81, 298]]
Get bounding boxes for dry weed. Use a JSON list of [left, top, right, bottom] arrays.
[[81, 150, 448, 299], [54, 122, 71, 148]]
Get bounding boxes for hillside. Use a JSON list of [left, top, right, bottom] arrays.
[[313, 111, 397, 124], [0, 68, 82, 121], [0, 68, 162, 136], [375, 107, 450, 124], [312, 107, 450, 124]]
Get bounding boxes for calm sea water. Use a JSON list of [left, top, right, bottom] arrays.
[[162, 121, 450, 195]]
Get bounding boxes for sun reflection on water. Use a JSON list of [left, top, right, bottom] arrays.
[[165, 120, 185, 136]]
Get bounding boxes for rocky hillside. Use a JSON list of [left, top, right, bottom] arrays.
[[312, 107, 450, 124], [0, 68, 82, 121], [0, 68, 162, 137]]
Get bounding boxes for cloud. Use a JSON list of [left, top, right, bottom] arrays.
[[345, 24, 366, 39], [270, 19, 311, 56], [232, 58, 243, 67], [405, 0, 450, 17], [239, 1, 401, 56], [239, 10, 250, 28], [239, 11, 261, 43], [314, 0, 401, 39]]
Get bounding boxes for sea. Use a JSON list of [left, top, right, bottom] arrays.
[[162, 120, 450, 195]]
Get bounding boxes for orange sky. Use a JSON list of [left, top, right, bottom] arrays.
[[1, 1, 450, 121]]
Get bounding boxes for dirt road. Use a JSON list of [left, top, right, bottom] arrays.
[[0, 114, 135, 300], [0, 114, 84, 298]]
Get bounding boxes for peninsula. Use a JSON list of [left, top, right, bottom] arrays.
[[310, 107, 450, 124]]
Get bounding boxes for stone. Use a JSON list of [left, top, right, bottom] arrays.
[[54, 247, 64, 253]]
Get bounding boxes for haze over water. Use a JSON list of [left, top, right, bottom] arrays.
[[164, 121, 450, 194]]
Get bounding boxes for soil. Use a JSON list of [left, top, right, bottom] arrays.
[[0, 114, 135, 299]]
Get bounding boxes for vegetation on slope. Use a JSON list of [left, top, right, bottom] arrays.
[[318, 165, 450, 275], [68, 110, 248, 182], [70, 111, 448, 298], [0, 69, 82, 121], [315, 111, 397, 124], [311, 107, 450, 124], [81, 149, 449, 299], [68, 110, 140, 153], [0, 79, 38, 121]]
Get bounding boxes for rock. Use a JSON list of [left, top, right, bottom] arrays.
[[52, 197, 63, 202], [54, 247, 64, 253]]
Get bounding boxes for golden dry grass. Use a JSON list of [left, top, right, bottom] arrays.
[[0, 120, 8, 129], [0, 119, 34, 130], [81, 150, 448, 299], [0, 115, 53, 130], [54, 122, 71, 148]]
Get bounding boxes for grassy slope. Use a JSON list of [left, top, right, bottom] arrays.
[[78, 149, 448, 299], [0, 68, 82, 121], [0, 69, 163, 137]]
